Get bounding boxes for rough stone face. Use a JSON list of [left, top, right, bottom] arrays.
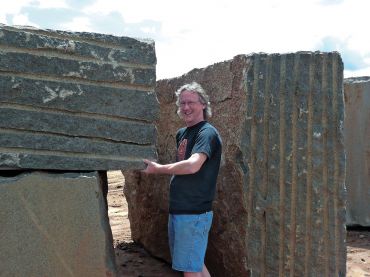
[[0, 171, 117, 276], [344, 77, 370, 226], [0, 23, 158, 170], [124, 52, 346, 277]]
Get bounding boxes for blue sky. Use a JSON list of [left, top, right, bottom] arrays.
[[1, 0, 369, 80]]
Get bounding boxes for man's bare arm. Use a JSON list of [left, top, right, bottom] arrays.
[[142, 153, 207, 175]]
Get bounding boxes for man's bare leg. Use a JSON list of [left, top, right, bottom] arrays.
[[201, 265, 211, 277], [183, 265, 211, 277]]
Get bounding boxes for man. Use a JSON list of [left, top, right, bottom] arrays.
[[143, 82, 222, 277]]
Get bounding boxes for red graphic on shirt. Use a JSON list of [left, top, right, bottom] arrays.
[[177, 139, 188, 161]]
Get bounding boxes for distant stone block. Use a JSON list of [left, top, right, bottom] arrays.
[[124, 52, 346, 277], [0, 171, 117, 276], [344, 77, 370, 226], [0, 24, 158, 170]]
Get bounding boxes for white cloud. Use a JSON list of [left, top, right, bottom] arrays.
[[83, 0, 171, 23], [140, 26, 156, 34], [0, 0, 68, 25], [0, 0, 33, 24], [0, 0, 34, 14], [318, 0, 344, 5], [12, 13, 39, 27], [60, 16, 93, 32], [344, 67, 370, 78], [35, 0, 69, 9]]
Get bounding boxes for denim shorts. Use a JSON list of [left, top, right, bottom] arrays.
[[168, 211, 213, 272]]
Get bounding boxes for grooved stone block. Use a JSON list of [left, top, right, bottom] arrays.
[[344, 77, 370, 226], [123, 52, 346, 277], [0, 171, 117, 276], [0, 24, 158, 170]]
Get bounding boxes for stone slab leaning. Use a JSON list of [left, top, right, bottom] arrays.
[[123, 52, 346, 277], [344, 77, 370, 226], [0, 171, 116, 276], [0, 23, 158, 170]]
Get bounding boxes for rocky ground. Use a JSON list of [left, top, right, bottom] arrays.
[[107, 171, 370, 277]]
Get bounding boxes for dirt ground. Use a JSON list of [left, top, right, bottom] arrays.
[[107, 171, 370, 277]]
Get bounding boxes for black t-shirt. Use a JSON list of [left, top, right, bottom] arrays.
[[169, 121, 222, 214]]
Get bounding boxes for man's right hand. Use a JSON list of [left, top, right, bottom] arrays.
[[142, 159, 162, 174]]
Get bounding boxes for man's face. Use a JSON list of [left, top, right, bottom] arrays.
[[179, 90, 205, 127]]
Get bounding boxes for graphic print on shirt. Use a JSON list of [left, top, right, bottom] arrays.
[[177, 139, 188, 161]]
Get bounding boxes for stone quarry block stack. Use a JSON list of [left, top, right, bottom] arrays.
[[344, 77, 370, 226], [0, 23, 158, 170], [124, 52, 346, 277], [0, 24, 158, 276]]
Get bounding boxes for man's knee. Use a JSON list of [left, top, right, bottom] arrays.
[[184, 272, 202, 277], [183, 265, 210, 277]]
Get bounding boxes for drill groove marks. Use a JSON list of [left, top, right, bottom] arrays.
[[0, 23, 158, 170], [245, 52, 346, 277]]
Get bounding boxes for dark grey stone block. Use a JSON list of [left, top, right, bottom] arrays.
[[0, 75, 158, 121], [344, 77, 370, 227], [0, 25, 156, 65], [0, 24, 158, 170], [0, 52, 155, 86], [0, 171, 117, 276], [0, 107, 156, 144]]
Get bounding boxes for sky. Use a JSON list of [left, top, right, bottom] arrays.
[[1, 0, 369, 80]]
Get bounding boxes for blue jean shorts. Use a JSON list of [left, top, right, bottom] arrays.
[[168, 211, 213, 272]]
